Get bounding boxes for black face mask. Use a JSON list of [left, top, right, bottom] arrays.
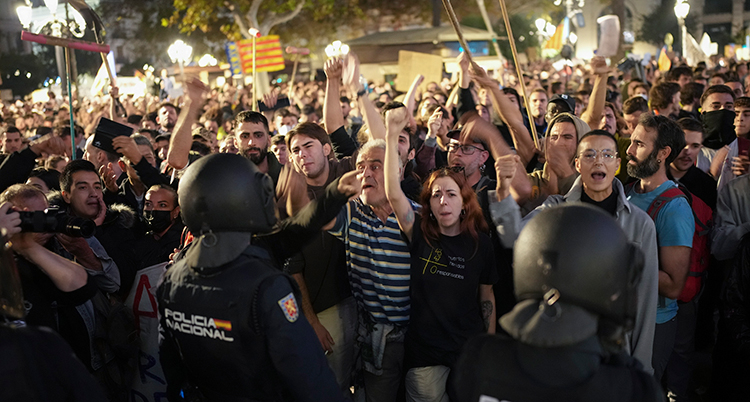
[[143, 210, 173, 233], [702, 109, 736, 150]]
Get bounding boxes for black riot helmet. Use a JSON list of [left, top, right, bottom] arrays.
[[513, 204, 644, 330], [179, 153, 276, 234]]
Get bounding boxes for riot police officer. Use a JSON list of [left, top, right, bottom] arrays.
[[452, 204, 664, 402], [157, 154, 352, 401]]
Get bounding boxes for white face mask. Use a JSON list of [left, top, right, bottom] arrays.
[[278, 124, 294, 136]]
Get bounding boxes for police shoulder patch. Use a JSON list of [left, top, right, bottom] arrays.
[[277, 292, 299, 322]]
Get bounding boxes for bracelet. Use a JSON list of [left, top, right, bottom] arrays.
[[356, 88, 367, 99]]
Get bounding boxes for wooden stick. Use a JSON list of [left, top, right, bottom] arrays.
[[495, 0, 539, 149], [440, 0, 473, 64]]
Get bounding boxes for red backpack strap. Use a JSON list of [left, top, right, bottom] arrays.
[[645, 187, 687, 221]]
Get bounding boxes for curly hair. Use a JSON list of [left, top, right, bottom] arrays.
[[419, 168, 488, 257]]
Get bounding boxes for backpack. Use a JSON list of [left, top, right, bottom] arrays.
[[627, 181, 712, 302]]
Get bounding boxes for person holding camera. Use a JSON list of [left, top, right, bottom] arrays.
[[0, 187, 98, 368]]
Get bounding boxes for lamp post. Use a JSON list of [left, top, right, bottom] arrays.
[[325, 40, 350, 58], [16, 0, 87, 96], [168, 39, 193, 84], [248, 28, 261, 112], [674, 0, 690, 59]]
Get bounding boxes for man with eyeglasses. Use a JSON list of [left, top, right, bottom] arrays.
[[490, 129, 659, 374]]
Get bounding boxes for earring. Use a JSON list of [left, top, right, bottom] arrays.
[[460, 209, 466, 218], [429, 212, 436, 220], [657, 159, 661, 163]]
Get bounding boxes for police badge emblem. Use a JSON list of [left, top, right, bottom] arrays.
[[278, 292, 299, 322]]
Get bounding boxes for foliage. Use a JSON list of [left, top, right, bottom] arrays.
[[638, 0, 696, 48], [0, 52, 56, 97]]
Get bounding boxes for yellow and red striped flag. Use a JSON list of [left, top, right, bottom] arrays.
[[544, 22, 564, 51], [237, 35, 285, 74], [658, 46, 672, 72]]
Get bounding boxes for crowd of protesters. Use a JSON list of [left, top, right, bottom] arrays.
[[1, 48, 750, 402]]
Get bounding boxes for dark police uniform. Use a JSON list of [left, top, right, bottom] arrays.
[[452, 333, 663, 402], [158, 245, 347, 402]]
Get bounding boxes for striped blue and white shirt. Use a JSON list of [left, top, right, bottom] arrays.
[[330, 198, 419, 325]]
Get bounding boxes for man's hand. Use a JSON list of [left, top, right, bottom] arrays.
[[30, 134, 68, 157], [324, 58, 343, 82], [311, 319, 334, 354], [56, 233, 90, 256], [337, 170, 362, 199], [546, 142, 575, 178], [112, 136, 142, 165], [261, 92, 278, 109], [495, 154, 520, 201], [385, 107, 409, 139], [731, 155, 750, 176], [0, 203, 21, 238], [94, 196, 107, 227], [458, 51, 470, 73], [99, 163, 119, 193], [10, 232, 40, 255], [109, 85, 119, 99], [185, 77, 208, 105], [411, 74, 425, 90], [342, 52, 361, 91], [427, 107, 443, 136], [589, 56, 609, 76]]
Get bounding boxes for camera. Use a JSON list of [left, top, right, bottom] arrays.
[[16, 208, 95, 238]]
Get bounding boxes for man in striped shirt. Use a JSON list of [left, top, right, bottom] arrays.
[[329, 138, 419, 402]]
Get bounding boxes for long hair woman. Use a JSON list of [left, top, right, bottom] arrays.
[[383, 106, 497, 402]]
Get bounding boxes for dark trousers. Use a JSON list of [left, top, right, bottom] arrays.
[[665, 298, 697, 401], [363, 340, 404, 402], [652, 317, 678, 383]]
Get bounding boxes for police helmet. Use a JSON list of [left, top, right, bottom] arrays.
[[513, 203, 644, 330], [179, 153, 276, 234]]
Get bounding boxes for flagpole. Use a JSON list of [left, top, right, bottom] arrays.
[[249, 28, 260, 112], [496, 0, 539, 148]]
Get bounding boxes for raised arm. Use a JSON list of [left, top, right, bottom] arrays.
[[323, 58, 345, 134], [166, 77, 207, 170], [581, 56, 609, 130], [343, 52, 386, 141], [404, 74, 425, 116], [384, 107, 415, 241], [469, 63, 537, 166]]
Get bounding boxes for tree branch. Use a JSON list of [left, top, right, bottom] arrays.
[[259, 1, 304, 35], [248, 0, 263, 31], [225, 1, 251, 39]]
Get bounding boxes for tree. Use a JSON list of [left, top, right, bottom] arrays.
[[638, 0, 696, 49]]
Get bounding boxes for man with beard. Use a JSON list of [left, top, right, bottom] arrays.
[[625, 113, 693, 385], [157, 103, 178, 135], [235, 110, 282, 185], [649, 82, 681, 119]]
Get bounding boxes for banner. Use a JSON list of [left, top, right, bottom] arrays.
[[90, 51, 117, 96], [224, 42, 243, 76], [544, 19, 566, 51], [125, 262, 169, 402], [596, 15, 620, 58], [658, 46, 672, 72], [236, 35, 285, 74]]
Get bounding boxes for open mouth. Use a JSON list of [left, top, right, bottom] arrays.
[[591, 172, 607, 180]]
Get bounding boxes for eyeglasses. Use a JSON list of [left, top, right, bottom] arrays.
[[446, 143, 485, 155], [578, 149, 618, 163]]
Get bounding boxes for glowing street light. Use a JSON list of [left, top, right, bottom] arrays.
[[168, 39, 193, 82], [198, 54, 218, 67], [674, 0, 690, 57], [325, 40, 350, 58]]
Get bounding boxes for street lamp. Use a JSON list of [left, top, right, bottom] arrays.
[[168, 39, 193, 83], [674, 0, 690, 58], [325, 40, 350, 58]]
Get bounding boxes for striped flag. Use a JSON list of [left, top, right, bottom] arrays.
[[236, 35, 285, 74], [658, 46, 671, 72], [544, 19, 567, 51]]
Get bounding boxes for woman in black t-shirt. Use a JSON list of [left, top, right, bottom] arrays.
[[384, 107, 497, 402]]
